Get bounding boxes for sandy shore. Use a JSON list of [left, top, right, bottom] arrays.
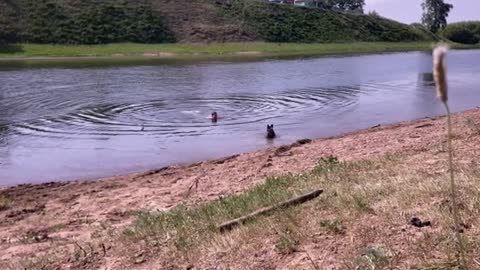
[[2, 107, 480, 268]]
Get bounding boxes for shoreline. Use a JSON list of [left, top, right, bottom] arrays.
[[0, 106, 477, 198], [0, 112, 445, 189], [2, 108, 480, 268], [0, 107, 472, 190], [1, 42, 479, 66]]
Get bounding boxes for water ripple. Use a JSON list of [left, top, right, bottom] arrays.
[[6, 84, 371, 139]]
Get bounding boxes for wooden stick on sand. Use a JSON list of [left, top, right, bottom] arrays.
[[218, 189, 323, 233]]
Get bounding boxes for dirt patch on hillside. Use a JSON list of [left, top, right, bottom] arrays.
[[151, 0, 256, 42]]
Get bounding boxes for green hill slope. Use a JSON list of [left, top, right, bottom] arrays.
[[0, 0, 436, 44], [221, 1, 436, 42]]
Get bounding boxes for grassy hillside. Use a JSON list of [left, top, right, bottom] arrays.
[[0, 0, 436, 45], [1, 0, 175, 44], [222, 1, 436, 42]]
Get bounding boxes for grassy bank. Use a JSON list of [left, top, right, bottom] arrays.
[[118, 155, 479, 269], [10, 152, 480, 269], [1, 42, 479, 61]]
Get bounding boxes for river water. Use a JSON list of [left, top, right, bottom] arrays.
[[1, 50, 479, 186]]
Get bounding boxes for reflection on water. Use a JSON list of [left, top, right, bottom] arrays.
[[417, 72, 434, 86], [1, 50, 480, 185]]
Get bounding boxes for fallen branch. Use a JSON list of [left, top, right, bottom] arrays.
[[414, 123, 433, 129], [134, 166, 171, 179], [217, 189, 323, 233]]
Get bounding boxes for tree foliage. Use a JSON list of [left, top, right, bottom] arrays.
[[225, 1, 433, 43], [4, 0, 175, 44], [0, 1, 19, 45], [441, 21, 480, 44], [321, 0, 365, 13], [421, 0, 453, 33], [0, 19, 17, 45]]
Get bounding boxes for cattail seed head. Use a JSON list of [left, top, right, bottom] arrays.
[[433, 45, 448, 103]]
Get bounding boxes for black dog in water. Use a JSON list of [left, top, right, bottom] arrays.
[[210, 112, 218, 123], [266, 124, 276, 139]]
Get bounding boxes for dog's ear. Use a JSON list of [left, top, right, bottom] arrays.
[[271, 124, 274, 128]]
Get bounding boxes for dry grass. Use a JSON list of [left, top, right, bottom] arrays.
[[465, 117, 480, 136], [0, 195, 12, 211], [119, 152, 480, 269], [0, 254, 57, 270]]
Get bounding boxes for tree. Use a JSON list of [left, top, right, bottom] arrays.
[[421, 0, 453, 33], [322, 0, 365, 13], [368, 10, 381, 18], [0, 1, 18, 45]]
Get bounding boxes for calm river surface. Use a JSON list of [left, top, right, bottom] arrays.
[[1, 50, 480, 186]]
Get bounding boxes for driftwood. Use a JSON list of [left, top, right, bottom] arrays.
[[134, 166, 171, 179], [414, 123, 434, 129], [217, 189, 323, 233]]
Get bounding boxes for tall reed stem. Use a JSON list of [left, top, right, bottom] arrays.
[[443, 102, 467, 269]]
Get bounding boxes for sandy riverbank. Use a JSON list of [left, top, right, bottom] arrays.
[[2, 108, 480, 269]]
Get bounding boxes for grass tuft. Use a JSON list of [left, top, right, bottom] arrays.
[[312, 155, 340, 175], [351, 192, 374, 213], [0, 196, 12, 211], [351, 244, 393, 270], [319, 219, 345, 234], [275, 229, 299, 255], [124, 174, 303, 249], [465, 117, 480, 135]]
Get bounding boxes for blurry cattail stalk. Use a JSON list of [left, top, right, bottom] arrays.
[[433, 45, 466, 268], [433, 46, 448, 102]]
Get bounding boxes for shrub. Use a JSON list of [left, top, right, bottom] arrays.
[[13, 0, 175, 44], [223, 1, 435, 43], [441, 21, 480, 44], [0, 1, 19, 45]]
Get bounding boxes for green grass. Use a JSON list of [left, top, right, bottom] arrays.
[[319, 219, 345, 234], [124, 156, 374, 241], [121, 156, 351, 258], [124, 173, 301, 244], [117, 150, 480, 268], [275, 229, 300, 255], [1, 42, 479, 61], [121, 156, 386, 262]]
